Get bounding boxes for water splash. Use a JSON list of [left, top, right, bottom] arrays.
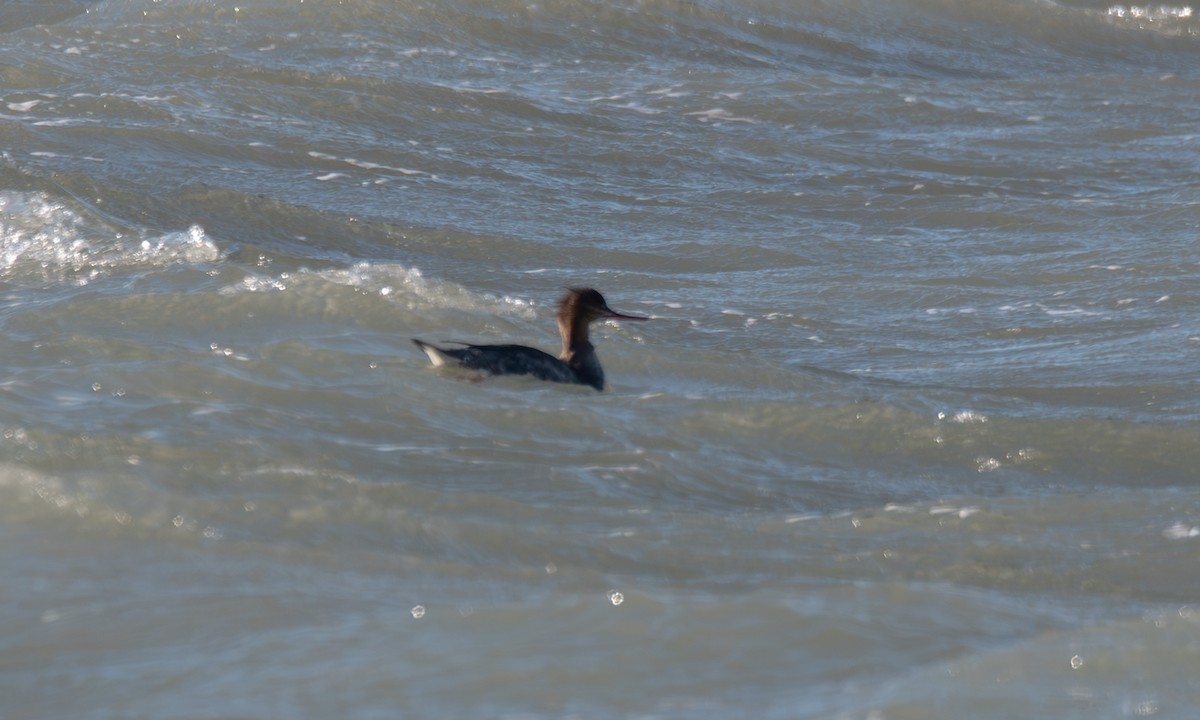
[[0, 191, 220, 282]]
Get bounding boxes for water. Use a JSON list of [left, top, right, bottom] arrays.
[[3, 0, 1199, 717]]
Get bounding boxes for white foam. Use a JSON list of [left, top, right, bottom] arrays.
[[312, 261, 536, 317], [930, 505, 981, 518], [307, 150, 429, 178], [1163, 522, 1200, 540], [6, 100, 43, 112], [0, 192, 220, 280], [135, 224, 221, 264], [937, 410, 989, 424], [685, 107, 758, 124], [1108, 5, 1193, 21]]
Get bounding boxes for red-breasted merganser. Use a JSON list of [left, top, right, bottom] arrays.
[[412, 288, 648, 391]]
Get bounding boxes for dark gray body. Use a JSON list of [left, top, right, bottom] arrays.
[[412, 340, 605, 391]]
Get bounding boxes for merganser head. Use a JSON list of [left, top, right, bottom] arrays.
[[559, 288, 649, 325]]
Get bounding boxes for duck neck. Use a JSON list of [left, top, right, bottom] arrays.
[[559, 316, 605, 390], [558, 314, 592, 365]]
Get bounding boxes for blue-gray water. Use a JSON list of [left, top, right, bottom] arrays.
[[2, 0, 1199, 717]]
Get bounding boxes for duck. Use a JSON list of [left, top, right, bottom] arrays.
[[413, 288, 648, 391]]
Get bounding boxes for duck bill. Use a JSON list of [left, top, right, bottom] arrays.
[[604, 309, 649, 321]]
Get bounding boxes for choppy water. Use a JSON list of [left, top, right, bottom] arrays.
[[3, 0, 1200, 717]]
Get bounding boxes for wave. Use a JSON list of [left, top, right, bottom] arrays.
[[399, 0, 1200, 76], [385, 0, 1200, 77], [0, 0, 87, 34], [31, 0, 1196, 81], [0, 190, 220, 283]]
